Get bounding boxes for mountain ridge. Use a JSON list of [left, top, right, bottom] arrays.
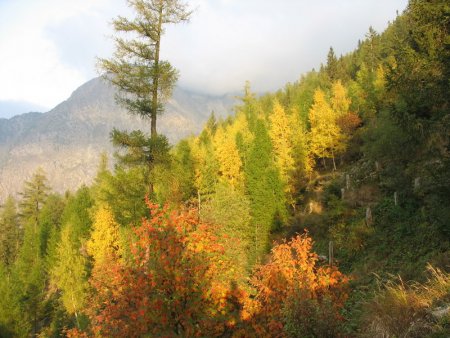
[[0, 77, 236, 200]]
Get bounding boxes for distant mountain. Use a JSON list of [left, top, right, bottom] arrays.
[[0, 100, 47, 119], [0, 77, 236, 201]]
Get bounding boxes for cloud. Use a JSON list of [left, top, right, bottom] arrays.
[[0, 0, 408, 111], [0, 0, 122, 109], [162, 0, 408, 94]]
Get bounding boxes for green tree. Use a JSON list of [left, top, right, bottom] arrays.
[[201, 182, 252, 273], [51, 225, 89, 328], [19, 167, 50, 233], [0, 196, 20, 266], [10, 169, 52, 336], [245, 119, 286, 265], [13, 225, 46, 336], [61, 186, 94, 244], [39, 194, 65, 260], [0, 263, 24, 337], [326, 46, 338, 81], [99, 0, 191, 138]]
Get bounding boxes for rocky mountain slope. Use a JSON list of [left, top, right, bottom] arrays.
[[0, 77, 236, 200]]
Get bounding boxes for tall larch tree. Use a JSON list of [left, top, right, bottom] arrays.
[[245, 120, 286, 265], [213, 124, 243, 189], [0, 196, 20, 266], [19, 167, 50, 234], [99, 0, 191, 196], [308, 89, 343, 170], [269, 99, 295, 190], [99, 0, 191, 138], [86, 204, 122, 266], [51, 225, 89, 328], [10, 169, 51, 336], [331, 80, 351, 117]]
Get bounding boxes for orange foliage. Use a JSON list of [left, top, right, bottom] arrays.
[[245, 233, 349, 337], [75, 199, 247, 337], [337, 111, 362, 134], [69, 202, 348, 337]]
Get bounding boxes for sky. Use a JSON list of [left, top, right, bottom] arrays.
[[0, 0, 409, 118]]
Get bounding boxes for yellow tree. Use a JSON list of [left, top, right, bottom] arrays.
[[331, 80, 351, 117], [213, 125, 243, 189], [374, 64, 386, 101], [308, 88, 343, 170], [269, 99, 295, 188], [86, 204, 122, 266]]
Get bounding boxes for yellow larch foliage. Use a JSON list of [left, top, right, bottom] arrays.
[[331, 80, 351, 116], [213, 125, 243, 188], [228, 112, 253, 146], [289, 108, 313, 176], [189, 137, 205, 192], [51, 225, 88, 316], [269, 99, 295, 185], [189, 136, 217, 196], [308, 88, 344, 167], [374, 64, 386, 98], [86, 204, 122, 266]]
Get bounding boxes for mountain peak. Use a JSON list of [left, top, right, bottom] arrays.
[[0, 77, 236, 201]]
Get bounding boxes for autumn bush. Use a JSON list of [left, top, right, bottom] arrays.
[[70, 199, 246, 337], [246, 233, 349, 337]]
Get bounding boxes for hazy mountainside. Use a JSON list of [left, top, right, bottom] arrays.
[[0, 77, 235, 200], [0, 100, 47, 119]]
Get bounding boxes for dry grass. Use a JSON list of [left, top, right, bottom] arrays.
[[363, 265, 450, 337]]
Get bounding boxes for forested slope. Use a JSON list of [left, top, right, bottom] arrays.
[[0, 1, 448, 336]]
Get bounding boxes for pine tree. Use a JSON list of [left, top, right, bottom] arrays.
[[245, 120, 286, 265], [8, 169, 52, 336], [0, 196, 20, 266], [19, 168, 50, 233], [326, 47, 338, 81], [39, 194, 65, 260], [61, 186, 94, 244]]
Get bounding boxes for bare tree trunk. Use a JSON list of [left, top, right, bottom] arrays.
[[331, 149, 337, 171], [151, 4, 164, 138]]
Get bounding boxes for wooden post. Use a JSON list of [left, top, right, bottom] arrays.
[[366, 206, 373, 226], [414, 177, 420, 190], [394, 191, 398, 206], [346, 174, 350, 190], [341, 188, 345, 200], [329, 241, 334, 266]]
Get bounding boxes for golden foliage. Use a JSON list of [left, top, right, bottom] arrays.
[[213, 125, 243, 189], [86, 204, 122, 266], [269, 99, 295, 185]]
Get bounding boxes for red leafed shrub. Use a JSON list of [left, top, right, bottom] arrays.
[[73, 199, 246, 337]]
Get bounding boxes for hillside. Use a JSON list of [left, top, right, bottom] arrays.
[[0, 77, 235, 200], [0, 1, 448, 337]]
